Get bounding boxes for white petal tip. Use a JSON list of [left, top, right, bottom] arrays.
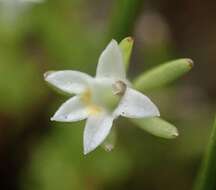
[[153, 106, 160, 117], [145, 110, 160, 118], [83, 148, 92, 155], [44, 71, 55, 79], [84, 143, 99, 155], [111, 39, 117, 43], [154, 109, 160, 117], [50, 114, 67, 122], [50, 117, 55, 121]]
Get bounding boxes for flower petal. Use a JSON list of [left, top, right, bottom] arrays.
[[44, 70, 92, 94], [51, 96, 89, 122], [114, 87, 160, 118], [96, 40, 126, 80], [83, 112, 114, 154]]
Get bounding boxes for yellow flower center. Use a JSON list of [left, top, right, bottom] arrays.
[[80, 80, 126, 116], [81, 89, 102, 115]]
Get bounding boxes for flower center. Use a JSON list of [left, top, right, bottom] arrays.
[[80, 89, 102, 115], [81, 80, 127, 115]]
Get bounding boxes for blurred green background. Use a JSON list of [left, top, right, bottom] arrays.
[[0, 0, 215, 190]]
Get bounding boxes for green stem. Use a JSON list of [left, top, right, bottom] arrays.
[[107, 0, 144, 41], [194, 116, 216, 190]]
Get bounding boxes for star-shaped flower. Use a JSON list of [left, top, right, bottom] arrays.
[[44, 39, 160, 154]]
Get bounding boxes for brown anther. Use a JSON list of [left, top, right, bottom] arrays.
[[112, 80, 127, 96]]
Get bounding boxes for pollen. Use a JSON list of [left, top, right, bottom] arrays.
[[81, 89, 102, 115], [88, 105, 102, 115], [81, 89, 91, 105]]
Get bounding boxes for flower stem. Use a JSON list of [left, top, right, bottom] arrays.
[[107, 0, 144, 41], [194, 116, 216, 190]]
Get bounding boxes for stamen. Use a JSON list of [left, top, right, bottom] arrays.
[[112, 80, 127, 96], [87, 105, 102, 115]]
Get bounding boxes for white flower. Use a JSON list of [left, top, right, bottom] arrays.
[[44, 40, 160, 154]]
